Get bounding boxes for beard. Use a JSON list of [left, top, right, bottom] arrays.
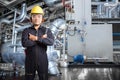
[[33, 24, 40, 26]]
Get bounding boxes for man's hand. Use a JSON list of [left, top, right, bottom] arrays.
[[41, 34, 47, 39], [29, 33, 38, 41]]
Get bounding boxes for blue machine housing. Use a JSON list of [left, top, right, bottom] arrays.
[[73, 54, 84, 64]]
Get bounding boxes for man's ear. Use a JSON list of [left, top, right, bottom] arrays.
[[42, 18, 45, 22], [42, 18, 47, 22]]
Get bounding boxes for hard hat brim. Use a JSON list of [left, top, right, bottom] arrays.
[[31, 13, 44, 16]]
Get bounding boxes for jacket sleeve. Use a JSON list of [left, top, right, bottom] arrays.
[[21, 28, 36, 47], [38, 28, 54, 46]]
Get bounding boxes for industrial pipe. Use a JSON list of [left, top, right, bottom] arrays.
[[16, 3, 27, 22], [108, 4, 118, 18], [0, 3, 27, 24], [15, 24, 31, 32]]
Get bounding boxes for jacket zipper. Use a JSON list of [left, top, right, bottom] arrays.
[[35, 30, 38, 67]]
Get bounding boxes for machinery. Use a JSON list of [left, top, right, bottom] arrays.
[[0, 0, 120, 76], [66, 0, 106, 64]]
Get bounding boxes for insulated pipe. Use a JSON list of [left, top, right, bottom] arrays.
[[15, 24, 31, 32], [97, 4, 102, 18], [115, 0, 118, 3], [0, 19, 12, 24], [108, 3, 118, 18], [12, 9, 17, 45], [16, 3, 27, 22], [109, 6, 117, 18], [55, 0, 70, 8], [0, 3, 27, 24]]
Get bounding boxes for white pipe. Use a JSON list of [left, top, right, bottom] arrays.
[[63, 29, 66, 61], [9, 9, 17, 53], [12, 9, 17, 45], [87, 57, 108, 60], [16, 3, 27, 22], [97, 4, 102, 18], [15, 24, 31, 32], [13, 31, 17, 53]]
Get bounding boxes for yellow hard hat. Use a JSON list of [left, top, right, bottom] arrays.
[[31, 5, 44, 15]]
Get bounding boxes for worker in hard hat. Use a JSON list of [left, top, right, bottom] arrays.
[[21, 5, 54, 80]]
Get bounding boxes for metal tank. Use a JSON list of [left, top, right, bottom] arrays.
[[1, 40, 25, 66], [1, 40, 60, 74]]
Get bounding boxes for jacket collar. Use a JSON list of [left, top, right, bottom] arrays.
[[30, 25, 44, 30]]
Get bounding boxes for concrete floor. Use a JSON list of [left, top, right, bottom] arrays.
[[0, 67, 120, 80], [43, 67, 120, 80], [59, 68, 120, 80]]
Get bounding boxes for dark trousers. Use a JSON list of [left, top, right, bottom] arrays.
[[25, 56, 48, 80], [25, 64, 48, 80]]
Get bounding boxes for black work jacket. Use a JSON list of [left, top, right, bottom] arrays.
[[21, 25, 54, 65]]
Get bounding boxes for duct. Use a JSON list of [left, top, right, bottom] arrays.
[[108, 4, 118, 18], [47, 46, 60, 75], [50, 18, 66, 36], [53, 19, 66, 30], [0, 3, 27, 24], [48, 61, 59, 75]]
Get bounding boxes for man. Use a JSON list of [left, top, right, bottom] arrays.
[[21, 5, 54, 80]]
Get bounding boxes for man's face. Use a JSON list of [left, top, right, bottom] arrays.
[[31, 14, 43, 26]]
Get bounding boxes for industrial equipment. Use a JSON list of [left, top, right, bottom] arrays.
[[0, 1, 120, 79]]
